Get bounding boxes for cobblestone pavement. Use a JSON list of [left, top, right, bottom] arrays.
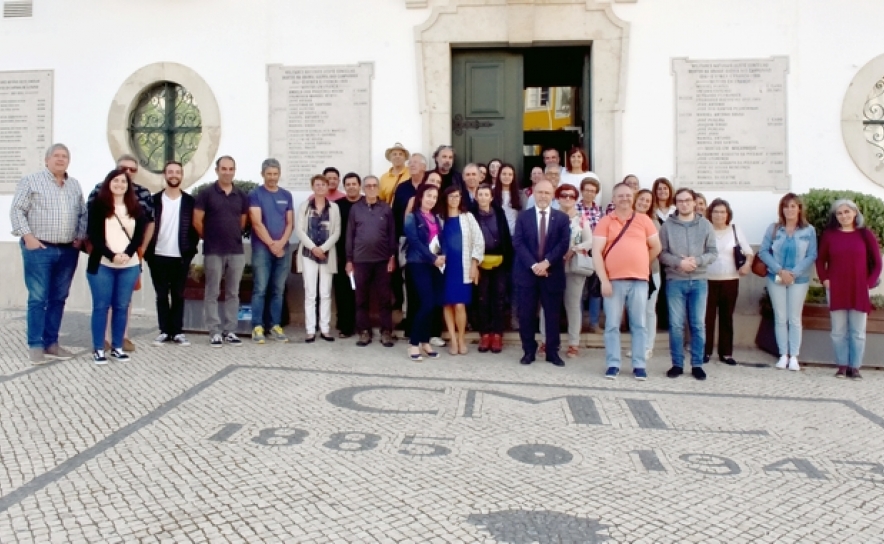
[[0, 308, 883, 543]]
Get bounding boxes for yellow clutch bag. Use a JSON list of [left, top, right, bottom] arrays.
[[479, 255, 503, 270]]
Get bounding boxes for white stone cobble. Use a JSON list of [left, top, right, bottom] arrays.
[[0, 309, 882, 542]]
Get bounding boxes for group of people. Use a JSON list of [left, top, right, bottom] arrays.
[[11, 143, 880, 379]]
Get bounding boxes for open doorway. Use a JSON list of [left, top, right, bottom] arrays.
[[451, 45, 591, 187]]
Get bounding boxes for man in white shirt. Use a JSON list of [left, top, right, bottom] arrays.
[[144, 161, 200, 346]]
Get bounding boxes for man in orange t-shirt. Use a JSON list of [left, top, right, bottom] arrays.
[[593, 182, 661, 381]]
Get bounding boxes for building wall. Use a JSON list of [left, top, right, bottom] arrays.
[[0, 0, 882, 310]]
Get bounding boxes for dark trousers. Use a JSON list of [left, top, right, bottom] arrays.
[[406, 263, 441, 346], [355, 261, 393, 333], [705, 278, 739, 357], [518, 278, 564, 355], [147, 255, 189, 337], [477, 266, 508, 334], [333, 271, 356, 336]]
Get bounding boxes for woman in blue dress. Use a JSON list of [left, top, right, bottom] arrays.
[[440, 185, 484, 355]]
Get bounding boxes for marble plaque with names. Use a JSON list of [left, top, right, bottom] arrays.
[[267, 63, 373, 190], [672, 57, 790, 191], [0, 70, 53, 193]]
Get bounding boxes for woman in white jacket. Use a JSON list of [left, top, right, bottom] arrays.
[[295, 174, 341, 342]]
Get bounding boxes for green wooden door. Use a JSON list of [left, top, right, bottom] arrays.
[[451, 51, 524, 178]]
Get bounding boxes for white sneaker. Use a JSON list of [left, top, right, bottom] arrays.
[[430, 336, 446, 347], [172, 334, 191, 347], [775, 355, 788, 369], [788, 356, 800, 371], [153, 333, 169, 346]]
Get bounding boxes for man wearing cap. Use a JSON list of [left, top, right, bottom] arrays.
[[380, 143, 410, 205]]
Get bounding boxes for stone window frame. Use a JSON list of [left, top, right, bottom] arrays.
[[841, 53, 884, 187], [107, 62, 221, 192]]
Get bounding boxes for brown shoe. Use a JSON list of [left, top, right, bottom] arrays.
[[490, 334, 503, 354], [123, 338, 136, 352], [356, 331, 372, 347], [381, 330, 395, 348], [478, 334, 491, 353], [835, 366, 848, 378], [44, 344, 75, 361]]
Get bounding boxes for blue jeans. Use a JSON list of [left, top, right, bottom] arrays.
[[831, 309, 867, 368], [250, 244, 292, 329], [21, 241, 79, 349], [767, 279, 809, 357], [603, 280, 648, 370], [667, 279, 708, 367], [87, 265, 140, 350], [587, 295, 601, 328]]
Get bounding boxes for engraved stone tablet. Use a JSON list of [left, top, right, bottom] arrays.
[[0, 70, 53, 193], [672, 57, 789, 191], [267, 63, 373, 191]]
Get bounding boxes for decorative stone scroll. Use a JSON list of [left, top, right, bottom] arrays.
[[673, 57, 790, 191], [0, 70, 52, 193], [267, 63, 374, 191]]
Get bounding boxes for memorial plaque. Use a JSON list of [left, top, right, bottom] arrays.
[[0, 70, 53, 193], [672, 57, 789, 191], [267, 63, 373, 191]]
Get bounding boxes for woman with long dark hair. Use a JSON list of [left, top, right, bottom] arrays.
[[86, 169, 147, 364], [758, 193, 818, 371], [487, 158, 503, 187], [634, 188, 660, 358], [492, 163, 523, 234], [403, 183, 445, 361], [440, 185, 484, 354], [474, 184, 512, 354], [651, 177, 675, 330], [816, 199, 882, 379]]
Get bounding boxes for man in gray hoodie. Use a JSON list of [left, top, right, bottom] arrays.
[[658, 188, 717, 380]]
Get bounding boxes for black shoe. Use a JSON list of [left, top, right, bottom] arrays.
[[692, 366, 707, 381], [520, 352, 535, 365], [666, 366, 683, 379], [702, 354, 711, 363], [546, 354, 566, 367], [320, 333, 335, 342], [305, 334, 316, 343], [723, 357, 737, 366], [356, 331, 372, 347]]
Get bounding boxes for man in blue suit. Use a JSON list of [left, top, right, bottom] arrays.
[[512, 180, 571, 366]]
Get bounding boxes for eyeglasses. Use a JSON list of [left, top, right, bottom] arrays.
[[676, 198, 694, 204], [558, 194, 577, 200], [364, 184, 379, 188], [120, 166, 138, 174]]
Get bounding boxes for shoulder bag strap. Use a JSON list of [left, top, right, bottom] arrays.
[[732, 224, 741, 249], [113, 214, 133, 242], [602, 214, 635, 259]]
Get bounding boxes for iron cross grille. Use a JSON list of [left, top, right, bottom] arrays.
[[863, 78, 884, 161], [129, 82, 203, 173]]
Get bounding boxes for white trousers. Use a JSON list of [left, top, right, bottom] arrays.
[[302, 258, 333, 334]]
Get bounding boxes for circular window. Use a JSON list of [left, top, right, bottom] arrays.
[[129, 82, 203, 173], [841, 54, 884, 187], [863, 78, 884, 163], [108, 62, 221, 192]]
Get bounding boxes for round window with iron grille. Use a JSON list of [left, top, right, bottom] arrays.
[[129, 81, 202, 173]]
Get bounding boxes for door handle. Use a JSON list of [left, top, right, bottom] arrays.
[[453, 114, 494, 136]]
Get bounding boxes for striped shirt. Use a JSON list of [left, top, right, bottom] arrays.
[[10, 168, 87, 243]]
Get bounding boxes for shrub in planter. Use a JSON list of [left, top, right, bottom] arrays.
[[800, 188, 884, 244], [190, 180, 259, 238]]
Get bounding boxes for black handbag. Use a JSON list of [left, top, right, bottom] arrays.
[[732, 224, 747, 269]]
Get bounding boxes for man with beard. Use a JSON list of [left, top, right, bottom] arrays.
[[431, 145, 469, 202], [144, 160, 200, 346], [333, 172, 363, 338]]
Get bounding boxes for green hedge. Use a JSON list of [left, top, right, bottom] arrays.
[[800, 188, 884, 244]]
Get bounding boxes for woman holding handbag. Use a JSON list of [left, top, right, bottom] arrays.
[[758, 193, 817, 371], [474, 184, 513, 354], [540, 184, 593, 358], [816, 199, 882, 379], [634, 189, 660, 359], [86, 169, 147, 364], [704, 198, 753, 365]]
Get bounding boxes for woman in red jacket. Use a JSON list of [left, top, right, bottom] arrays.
[[816, 199, 882, 379]]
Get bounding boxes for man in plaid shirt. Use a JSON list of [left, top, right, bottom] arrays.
[[10, 144, 87, 365]]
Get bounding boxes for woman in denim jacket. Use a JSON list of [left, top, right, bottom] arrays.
[[403, 183, 446, 361], [759, 193, 818, 371]]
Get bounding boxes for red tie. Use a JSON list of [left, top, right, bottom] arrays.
[[538, 210, 547, 259]]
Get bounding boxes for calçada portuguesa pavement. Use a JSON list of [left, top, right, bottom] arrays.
[[0, 308, 882, 543]]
